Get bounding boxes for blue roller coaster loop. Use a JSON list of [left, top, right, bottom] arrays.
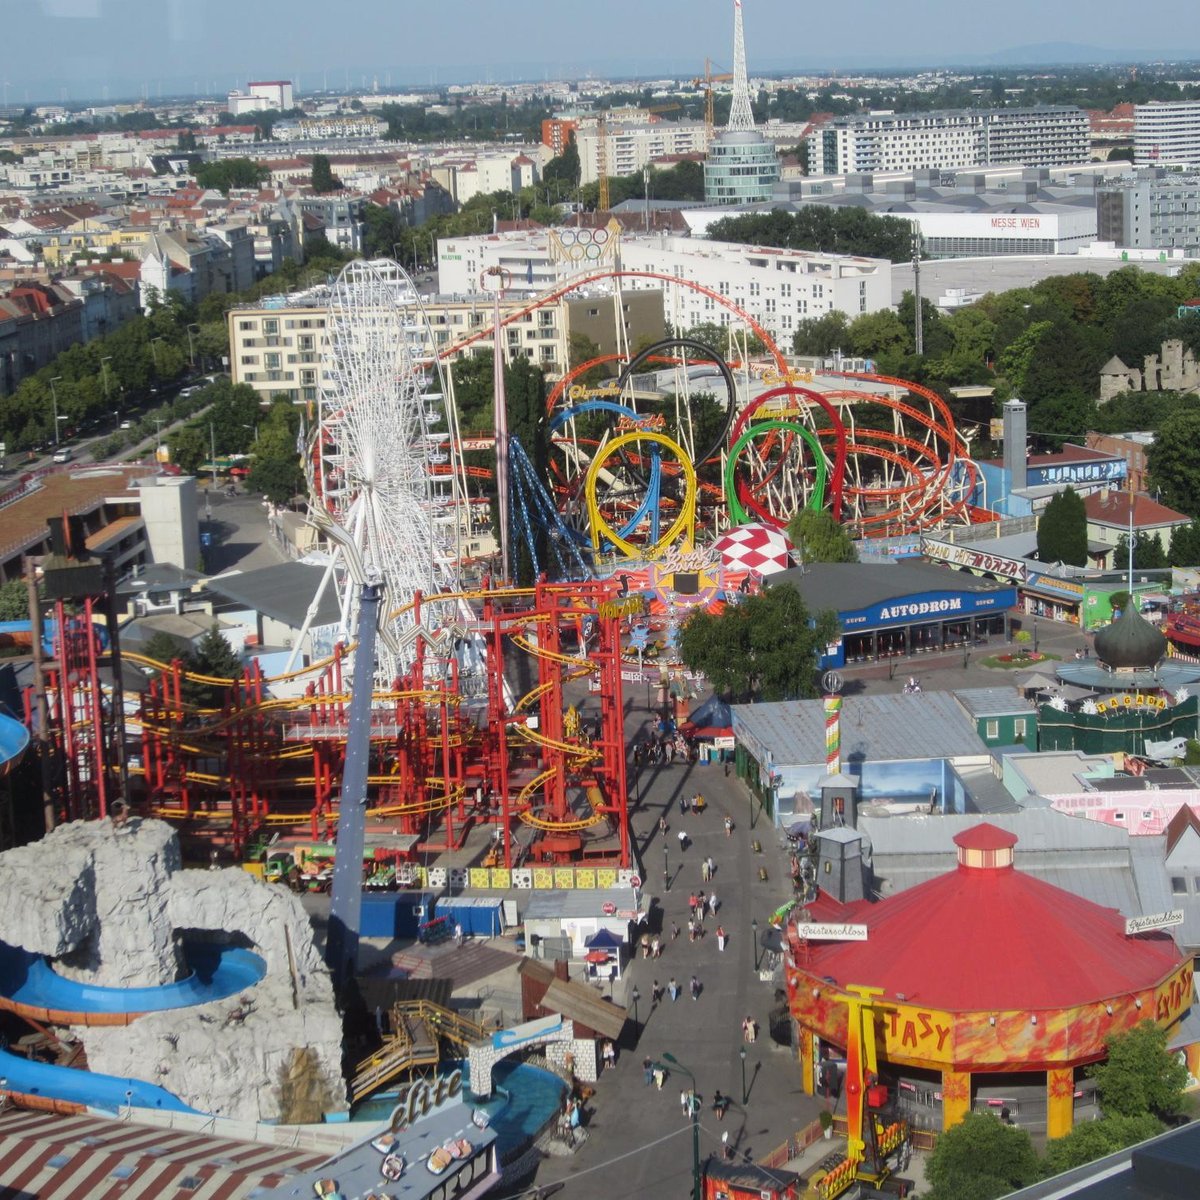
[[508, 437, 592, 580]]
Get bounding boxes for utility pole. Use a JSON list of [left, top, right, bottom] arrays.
[[911, 228, 923, 357]]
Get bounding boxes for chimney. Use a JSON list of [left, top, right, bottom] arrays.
[[1003, 398, 1027, 492], [815, 828, 865, 904]]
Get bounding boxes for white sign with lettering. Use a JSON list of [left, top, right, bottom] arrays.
[[1124, 910, 1184, 936], [796, 923, 869, 941]]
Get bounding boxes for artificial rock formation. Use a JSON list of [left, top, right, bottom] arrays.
[[0, 817, 346, 1122]]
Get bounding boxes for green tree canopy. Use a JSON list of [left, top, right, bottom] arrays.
[[786, 509, 858, 563], [1168, 520, 1200, 568], [310, 153, 338, 194], [542, 131, 580, 189], [1148, 409, 1200, 518], [1041, 1113, 1163, 1178], [1037, 487, 1087, 567], [792, 311, 849, 357], [677, 583, 839, 702], [1116, 531, 1169, 571], [1087, 1020, 1190, 1121], [0, 579, 31, 621], [924, 1112, 1040, 1200], [194, 157, 268, 195], [706, 207, 915, 262]]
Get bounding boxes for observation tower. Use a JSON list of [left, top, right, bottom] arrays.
[[703, 0, 780, 204]]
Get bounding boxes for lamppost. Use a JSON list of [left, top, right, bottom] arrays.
[[100, 355, 113, 399], [631, 985, 640, 1031], [751, 918, 759, 972], [186, 323, 200, 370], [49, 376, 63, 445], [663, 843, 669, 892], [149, 336, 163, 371], [661, 1052, 701, 1200], [740, 1046, 748, 1105]]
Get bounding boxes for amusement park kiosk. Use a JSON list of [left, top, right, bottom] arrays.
[[786, 823, 1196, 1139]]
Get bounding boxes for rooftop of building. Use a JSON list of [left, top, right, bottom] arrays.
[[732, 691, 989, 767], [800, 821, 1184, 1011], [1083, 490, 1191, 529], [205, 561, 342, 631], [952, 686, 1036, 719]]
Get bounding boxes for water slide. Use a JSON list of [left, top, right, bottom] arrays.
[[0, 942, 265, 1114]]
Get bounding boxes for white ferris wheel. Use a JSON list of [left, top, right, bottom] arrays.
[[305, 258, 465, 683]]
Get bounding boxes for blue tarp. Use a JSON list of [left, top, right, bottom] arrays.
[[685, 695, 733, 733], [434, 896, 505, 937]]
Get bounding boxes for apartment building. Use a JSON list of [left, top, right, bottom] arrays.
[[1134, 101, 1200, 167], [1097, 170, 1200, 253], [808, 106, 1090, 175], [226, 287, 665, 405], [573, 121, 707, 185], [435, 229, 892, 351]]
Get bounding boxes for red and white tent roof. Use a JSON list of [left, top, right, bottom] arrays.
[[713, 523, 793, 575]]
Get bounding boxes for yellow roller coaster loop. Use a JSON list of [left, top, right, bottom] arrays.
[[584, 429, 697, 559]]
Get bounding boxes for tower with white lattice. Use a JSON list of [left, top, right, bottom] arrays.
[[704, 0, 780, 203], [727, 0, 755, 133]]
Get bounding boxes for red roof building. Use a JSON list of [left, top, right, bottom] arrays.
[[786, 823, 1196, 1138]]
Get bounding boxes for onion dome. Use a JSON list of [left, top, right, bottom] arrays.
[[1093, 601, 1167, 671]]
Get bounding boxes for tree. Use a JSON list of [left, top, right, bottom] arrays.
[[168, 426, 207, 475], [185, 625, 244, 708], [1041, 1113, 1163, 1177], [194, 157, 268, 195], [1116, 531, 1168, 571], [363, 202, 407, 260], [1037, 487, 1087, 567], [542, 131, 580, 190], [924, 1112, 1040, 1200], [247, 454, 304, 506], [1088, 1020, 1190, 1121], [0, 578, 31, 621], [1148, 409, 1200, 518], [787, 509, 858, 563], [310, 154, 338, 194], [1169, 520, 1200, 567], [792, 311, 849, 357], [677, 583, 839, 702], [847, 309, 908, 360]]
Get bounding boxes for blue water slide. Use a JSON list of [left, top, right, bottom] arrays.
[[0, 711, 29, 778]]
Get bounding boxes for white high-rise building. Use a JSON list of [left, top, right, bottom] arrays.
[[1134, 101, 1200, 167]]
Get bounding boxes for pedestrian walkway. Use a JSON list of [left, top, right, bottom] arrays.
[[530, 716, 822, 1199]]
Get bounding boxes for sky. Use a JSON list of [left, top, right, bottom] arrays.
[[5, 0, 1200, 104]]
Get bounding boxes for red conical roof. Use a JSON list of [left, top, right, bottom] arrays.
[[797, 825, 1181, 1011]]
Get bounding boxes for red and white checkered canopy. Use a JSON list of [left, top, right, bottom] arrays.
[[713, 523, 793, 575]]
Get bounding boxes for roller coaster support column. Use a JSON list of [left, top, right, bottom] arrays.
[[327, 580, 381, 992], [595, 590, 631, 865]]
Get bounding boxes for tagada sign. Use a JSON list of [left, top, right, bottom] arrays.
[[797, 923, 869, 941], [1125, 910, 1184, 936]]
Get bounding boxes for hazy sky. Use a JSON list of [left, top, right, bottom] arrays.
[[7, 0, 1200, 103]]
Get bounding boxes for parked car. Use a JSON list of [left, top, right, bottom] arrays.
[[51, 447, 73, 463]]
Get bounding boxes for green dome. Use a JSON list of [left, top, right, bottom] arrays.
[[1093, 602, 1167, 671]]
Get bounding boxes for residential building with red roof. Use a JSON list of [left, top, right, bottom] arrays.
[[1084, 489, 1191, 554]]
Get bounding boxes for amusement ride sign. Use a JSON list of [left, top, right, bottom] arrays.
[[796, 923, 869, 941], [921, 537, 1028, 583], [1125, 910, 1185, 936], [388, 1069, 463, 1131]]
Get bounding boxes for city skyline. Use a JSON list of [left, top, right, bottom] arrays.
[[7, 0, 1200, 105]]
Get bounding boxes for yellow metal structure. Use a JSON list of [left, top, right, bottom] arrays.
[[692, 59, 734, 150], [597, 112, 610, 212]]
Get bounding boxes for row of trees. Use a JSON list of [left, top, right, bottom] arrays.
[[924, 1021, 1189, 1200], [708, 208, 916, 263]]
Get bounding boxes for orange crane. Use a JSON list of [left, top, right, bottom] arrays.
[[691, 58, 734, 149]]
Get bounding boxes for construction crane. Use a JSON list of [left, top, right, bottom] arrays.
[[808, 985, 911, 1200], [597, 111, 610, 212], [691, 58, 734, 150]]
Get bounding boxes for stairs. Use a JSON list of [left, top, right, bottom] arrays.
[[349, 999, 490, 1104]]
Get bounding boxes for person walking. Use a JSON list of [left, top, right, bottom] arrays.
[[709, 892, 719, 918], [643, 1056, 654, 1086], [652, 979, 663, 1005], [716, 925, 726, 952], [700, 859, 709, 883], [705, 855, 715, 880], [678, 828, 688, 852], [659, 815, 668, 836], [679, 794, 687, 816], [690, 974, 701, 1000], [668, 977, 679, 1002], [680, 1088, 690, 1117], [652, 935, 662, 958], [670, 920, 680, 941], [724, 815, 733, 837]]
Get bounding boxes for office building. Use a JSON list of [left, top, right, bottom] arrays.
[[1097, 170, 1200, 252], [226, 80, 294, 117], [1134, 100, 1200, 167], [808, 107, 1090, 175]]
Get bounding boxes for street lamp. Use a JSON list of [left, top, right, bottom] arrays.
[[661, 1052, 701, 1200], [751, 918, 759, 972], [663, 843, 669, 892], [186, 323, 200, 369], [49, 376, 63, 445], [149, 336, 163, 370], [740, 1046, 748, 1105], [631, 985, 640, 1031], [100, 355, 113, 399]]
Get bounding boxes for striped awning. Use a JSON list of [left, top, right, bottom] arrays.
[[0, 1109, 328, 1200]]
